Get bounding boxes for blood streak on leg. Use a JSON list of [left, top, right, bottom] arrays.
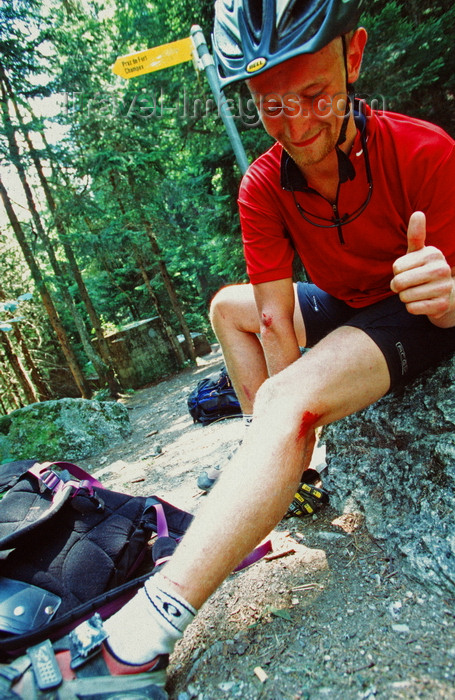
[[297, 411, 321, 441], [242, 384, 252, 402]]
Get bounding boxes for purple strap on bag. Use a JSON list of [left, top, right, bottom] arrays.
[[234, 539, 273, 572], [28, 461, 105, 501], [35, 461, 104, 488], [152, 503, 169, 539]]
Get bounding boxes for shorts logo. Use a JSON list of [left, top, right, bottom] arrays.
[[246, 57, 267, 73], [395, 341, 408, 375]]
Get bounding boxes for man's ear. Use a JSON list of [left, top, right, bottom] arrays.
[[347, 27, 368, 84]]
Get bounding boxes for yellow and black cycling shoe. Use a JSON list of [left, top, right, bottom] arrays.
[[285, 478, 329, 518]]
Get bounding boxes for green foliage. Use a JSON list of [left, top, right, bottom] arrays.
[[358, 1, 455, 134], [0, 0, 50, 94]]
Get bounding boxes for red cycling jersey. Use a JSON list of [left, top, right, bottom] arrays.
[[238, 105, 455, 307]]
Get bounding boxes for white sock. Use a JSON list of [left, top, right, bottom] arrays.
[[243, 414, 253, 428], [104, 573, 196, 665]]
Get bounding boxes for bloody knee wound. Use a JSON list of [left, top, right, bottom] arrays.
[[297, 411, 321, 441]]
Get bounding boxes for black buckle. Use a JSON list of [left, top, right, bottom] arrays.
[[69, 615, 108, 670]]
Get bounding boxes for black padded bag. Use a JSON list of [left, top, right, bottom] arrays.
[[0, 460, 193, 659]]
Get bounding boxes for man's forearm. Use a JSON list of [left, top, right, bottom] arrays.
[[260, 323, 302, 376]]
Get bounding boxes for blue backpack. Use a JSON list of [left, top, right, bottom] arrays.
[[187, 366, 242, 426]]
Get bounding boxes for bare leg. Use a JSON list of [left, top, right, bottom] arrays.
[[210, 284, 267, 413], [163, 326, 390, 609], [210, 283, 306, 413]]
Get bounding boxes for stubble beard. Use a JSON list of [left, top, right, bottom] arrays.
[[283, 124, 339, 170]]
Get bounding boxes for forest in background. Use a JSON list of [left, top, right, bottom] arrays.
[[0, 0, 454, 412]]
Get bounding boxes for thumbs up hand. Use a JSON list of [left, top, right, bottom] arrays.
[[405, 210, 427, 253], [390, 212, 455, 327]]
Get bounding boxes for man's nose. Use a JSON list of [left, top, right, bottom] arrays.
[[283, 104, 311, 140]]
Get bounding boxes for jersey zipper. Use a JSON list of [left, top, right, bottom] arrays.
[[292, 180, 346, 245], [331, 202, 345, 245]]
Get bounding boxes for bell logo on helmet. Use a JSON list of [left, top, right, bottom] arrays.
[[246, 57, 267, 74]]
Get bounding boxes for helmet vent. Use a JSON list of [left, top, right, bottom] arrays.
[[278, 0, 326, 40], [244, 0, 265, 40]]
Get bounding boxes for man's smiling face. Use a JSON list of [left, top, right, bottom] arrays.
[[247, 31, 366, 171]]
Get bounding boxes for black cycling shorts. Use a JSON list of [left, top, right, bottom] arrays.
[[297, 282, 455, 390]]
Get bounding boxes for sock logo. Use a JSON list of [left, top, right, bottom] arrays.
[[162, 601, 181, 618]]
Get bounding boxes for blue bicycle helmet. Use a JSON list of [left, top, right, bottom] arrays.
[[213, 0, 364, 88]]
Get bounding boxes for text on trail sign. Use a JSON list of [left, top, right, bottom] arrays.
[[112, 37, 193, 79]]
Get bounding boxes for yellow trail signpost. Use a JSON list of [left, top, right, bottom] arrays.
[[112, 37, 193, 79], [112, 27, 249, 175]]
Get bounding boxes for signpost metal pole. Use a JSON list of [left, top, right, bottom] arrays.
[[190, 25, 249, 175]]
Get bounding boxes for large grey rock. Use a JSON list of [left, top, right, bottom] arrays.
[[322, 354, 455, 597], [0, 398, 131, 463]]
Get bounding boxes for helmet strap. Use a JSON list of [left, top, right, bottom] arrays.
[[335, 35, 356, 183]]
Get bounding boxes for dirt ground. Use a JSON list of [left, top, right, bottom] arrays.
[[80, 345, 455, 700]]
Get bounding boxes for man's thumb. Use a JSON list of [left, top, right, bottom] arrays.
[[407, 211, 426, 254]]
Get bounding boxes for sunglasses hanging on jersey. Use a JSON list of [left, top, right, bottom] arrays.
[[289, 113, 373, 244]]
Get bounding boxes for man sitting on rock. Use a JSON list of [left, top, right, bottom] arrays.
[[5, 1, 455, 697]]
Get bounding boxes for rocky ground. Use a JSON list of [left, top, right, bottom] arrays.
[[80, 345, 455, 700]]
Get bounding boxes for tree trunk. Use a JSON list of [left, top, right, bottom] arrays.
[[0, 72, 92, 397], [0, 75, 49, 245], [0, 175, 91, 398], [60, 247, 123, 395], [10, 325, 50, 400], [0, 285, 50, 400], [0, 359, 23, 410], [31, 220, 114, 393], [142, 219, 197, 363], [131, 244, 185, 366], [0, 331, 38, 403], [121, 170, 197, 363]]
